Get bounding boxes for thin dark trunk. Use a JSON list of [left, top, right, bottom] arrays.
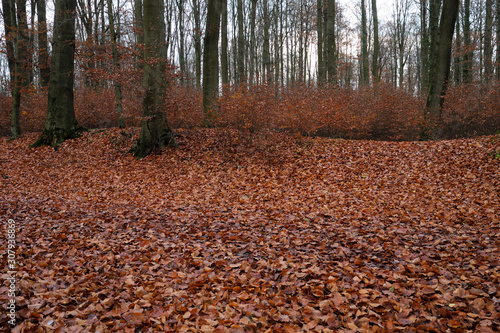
[[36, 0, 49, 86], [463, 0, 472, 82], [327, 0, 336, 83], [177, 0, 186, 78], [484, 0, 493, 82], [192, 0, 202, 87], [221, 0, 229, 87], [317, 0, 325, 84], [420, 0, 428, 92], [202, 0, 222, 126], [249, 0, 257, 85], [372, 0, 379, 83], [361, 0, 369, 85], [263, 0, 270, 83], [106, 0, 124, 127], [237, 0, 244, 83]]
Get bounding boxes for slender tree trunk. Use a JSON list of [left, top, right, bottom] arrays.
[[372, 0, 379, 83], [202, 0, 222, 126], [221, 0, 229, 87], [249, 0, 257, 85], [327, 0, 336, 83], [106, 0, 125, 127], [425, 0, 459, 138], [237, 0, 244, 83], [497, 0, 500, 81], [192, 0, 202, 87], [463, 0, 472, 82], [36, 0, 49, 86], [263, 0, 270, 83], [484, 0, 493, 82], [177, 0, 186, 78], [132, 0, 176, 158], [33, 0, 85, 147], [454, 15, 462, 84], [317, 0, 325, 84], [420, 0, 428, 92], [361, 0, 369, 85], [133, 0, 143, 69]]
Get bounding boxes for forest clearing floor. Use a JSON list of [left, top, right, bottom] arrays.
[[1, 127, 499, 332]]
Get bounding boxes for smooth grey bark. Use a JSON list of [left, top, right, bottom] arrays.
[[262, 0, 270, 83], [420, 0, 428, 91], [249, 0, 257, 85], [132, 0, 176, 158], [202, 0, 222, 126], [33, 0, 85, 147], [177, 0, 186, 78]]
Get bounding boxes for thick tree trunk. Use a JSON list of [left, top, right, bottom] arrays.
[[202, 0, 222, 126], [132, 0, 176, 158], [106, 0, 125, 127], [371, 0, 379, 83], [33, 0, 85, 148], [425, 0, 459, 138], [428, 0, 442, 89]]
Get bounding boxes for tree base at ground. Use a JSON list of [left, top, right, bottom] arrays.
[[31, 125, 87, 148], [132, 117, 178, 159]]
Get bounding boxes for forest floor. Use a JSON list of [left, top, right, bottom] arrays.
[[1, 127, 499, 332]]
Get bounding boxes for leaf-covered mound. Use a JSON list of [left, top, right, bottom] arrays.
[[1, 128, 499, 332]]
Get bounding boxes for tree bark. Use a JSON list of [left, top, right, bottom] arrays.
[[497, 0, 500, 81], [262, 0, 270, 83], [132, 0, 176, 158], [237, 0, 244, 83], [36, 0, 49, 86], [177, 0, 186, 78], [462, 0, 472, 82], [106, 0, 125, 127], [202, 0, 222, 126], [221, 0, 229, 87], [420, 0, 428, 92], [371, 0, 379, 83], [249, 0, 257, 85], [326, 0, 336, 83], [484, 0, 493, 82], [425, 0, 459, 138], [317, 0, 325, 84], [33, 0, 85, 148], [192, 0, 202, 87], [361, 0, 369, 85]]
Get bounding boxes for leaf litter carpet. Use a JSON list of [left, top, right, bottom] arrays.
[[0, 128, 499, 332]]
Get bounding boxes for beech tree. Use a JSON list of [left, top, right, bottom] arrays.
[[131, 0, 177, 158], [202, 0, 222, 126], [33, 0, 85, 147], [425, 0, 460, 137]]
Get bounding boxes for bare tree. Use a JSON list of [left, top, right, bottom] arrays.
[[33, 0, 85, 147]]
